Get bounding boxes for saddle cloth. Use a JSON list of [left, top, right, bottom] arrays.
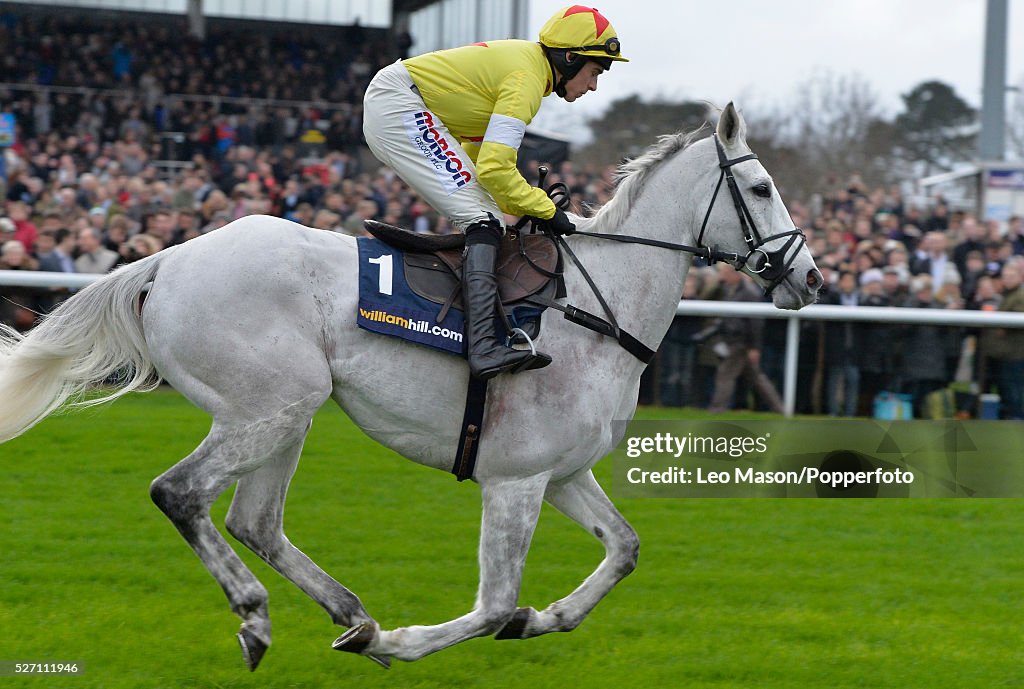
[[356, 226, 559, 356]]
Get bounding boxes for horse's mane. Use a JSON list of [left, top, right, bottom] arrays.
[[584, 126, 708, 231]]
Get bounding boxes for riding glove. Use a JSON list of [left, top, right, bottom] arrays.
[[542, 208, 576, 236]]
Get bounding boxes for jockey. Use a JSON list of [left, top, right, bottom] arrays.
[[363, 5, 628, 380]]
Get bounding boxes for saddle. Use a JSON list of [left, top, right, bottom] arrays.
[[363, 220, 561, 334]]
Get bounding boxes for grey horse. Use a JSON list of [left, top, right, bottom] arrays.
[[0, 104, 821, 668]]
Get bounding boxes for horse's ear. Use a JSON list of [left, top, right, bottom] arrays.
[[716, 102, 747, 146]]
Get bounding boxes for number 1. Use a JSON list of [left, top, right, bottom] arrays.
[[368, 254, 393, 295]]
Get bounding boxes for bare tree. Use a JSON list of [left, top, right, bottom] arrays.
[[576, 71, 919, 201], [744, 70, 900, 200], [575, 96, 712, 167]]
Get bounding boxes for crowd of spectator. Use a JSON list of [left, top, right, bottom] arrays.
[[645, 195, 1024, 421], [2, 10, 379, 153], [2, 8, 1024, 419]]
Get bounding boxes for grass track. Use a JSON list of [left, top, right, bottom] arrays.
[[2, 389, 1022, 688]]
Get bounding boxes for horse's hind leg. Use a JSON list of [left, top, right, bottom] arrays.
[[334, 473, 549, 663], [224, 426, 380, 662], [149, 404, 321, 671], [495, 469, 639, 640]]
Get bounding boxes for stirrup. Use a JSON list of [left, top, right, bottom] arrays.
[[505, 330, 551, 373], [507, 327, 537, 355], [506, 327, 551, 373]]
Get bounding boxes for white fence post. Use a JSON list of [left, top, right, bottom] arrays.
[[783, 317, 801, 417]]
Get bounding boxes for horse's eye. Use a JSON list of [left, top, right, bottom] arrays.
[[753, 183, 772, 198]]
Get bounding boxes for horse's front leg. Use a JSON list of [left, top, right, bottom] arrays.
[[333, 473, 549, 663], [495, 469, 639, 640]]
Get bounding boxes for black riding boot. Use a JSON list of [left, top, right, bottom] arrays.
[[463, 221, 551, 380]]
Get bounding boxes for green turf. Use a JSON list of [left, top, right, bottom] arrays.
[[1, 389, 1021, 688]]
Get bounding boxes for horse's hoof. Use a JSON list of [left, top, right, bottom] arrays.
[[495, 607, 535, 640], [332, 623, 391, 669], [366, 653, 392, 670], [238, 626, 269, 671], [332, 623, 374, 653]]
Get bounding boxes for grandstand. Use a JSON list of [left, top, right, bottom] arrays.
[[0, 0, 527, 169]]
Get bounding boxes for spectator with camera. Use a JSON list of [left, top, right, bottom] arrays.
[[707, 264, 785, 414]]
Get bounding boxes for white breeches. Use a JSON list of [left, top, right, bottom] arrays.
[[362, 61, 502, 231]]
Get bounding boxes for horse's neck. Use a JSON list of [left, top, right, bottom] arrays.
[[565, 154, 704, 351]]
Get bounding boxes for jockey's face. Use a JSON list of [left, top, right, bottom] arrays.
[[563, 61, 603, 102]]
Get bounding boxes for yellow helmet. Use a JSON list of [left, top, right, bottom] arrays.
[[538, 5, 628, 63]]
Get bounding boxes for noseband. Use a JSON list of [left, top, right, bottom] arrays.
[[696, 133, 806, 295]]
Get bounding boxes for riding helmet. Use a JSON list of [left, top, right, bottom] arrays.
[[538, 5, 629, 97]]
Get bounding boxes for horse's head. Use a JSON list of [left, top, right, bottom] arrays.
[[696, 103, 821, 309]]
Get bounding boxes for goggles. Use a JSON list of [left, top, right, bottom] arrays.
[[562, 37, 621, 56]]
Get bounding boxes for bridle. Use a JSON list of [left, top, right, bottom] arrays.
[[517, 134, 809, 363], [695, 133, 806, 296], [559, 133, 806, 297]]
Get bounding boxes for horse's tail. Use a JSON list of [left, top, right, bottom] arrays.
[[0, 250, 171, 443]]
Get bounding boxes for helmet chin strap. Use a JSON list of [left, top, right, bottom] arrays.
[[543, 46, 579, 99], [552, 63, 570, 98]]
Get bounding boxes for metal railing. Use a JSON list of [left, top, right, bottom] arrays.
[[4, 269, 1024, 416], [0, 271, 99, 289], [675, 300, 1024, 416]]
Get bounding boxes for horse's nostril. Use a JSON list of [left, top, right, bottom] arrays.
[[807, 269, 822, 288]]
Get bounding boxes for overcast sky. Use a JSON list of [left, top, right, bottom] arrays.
[[527, 0, 1024, 141]]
